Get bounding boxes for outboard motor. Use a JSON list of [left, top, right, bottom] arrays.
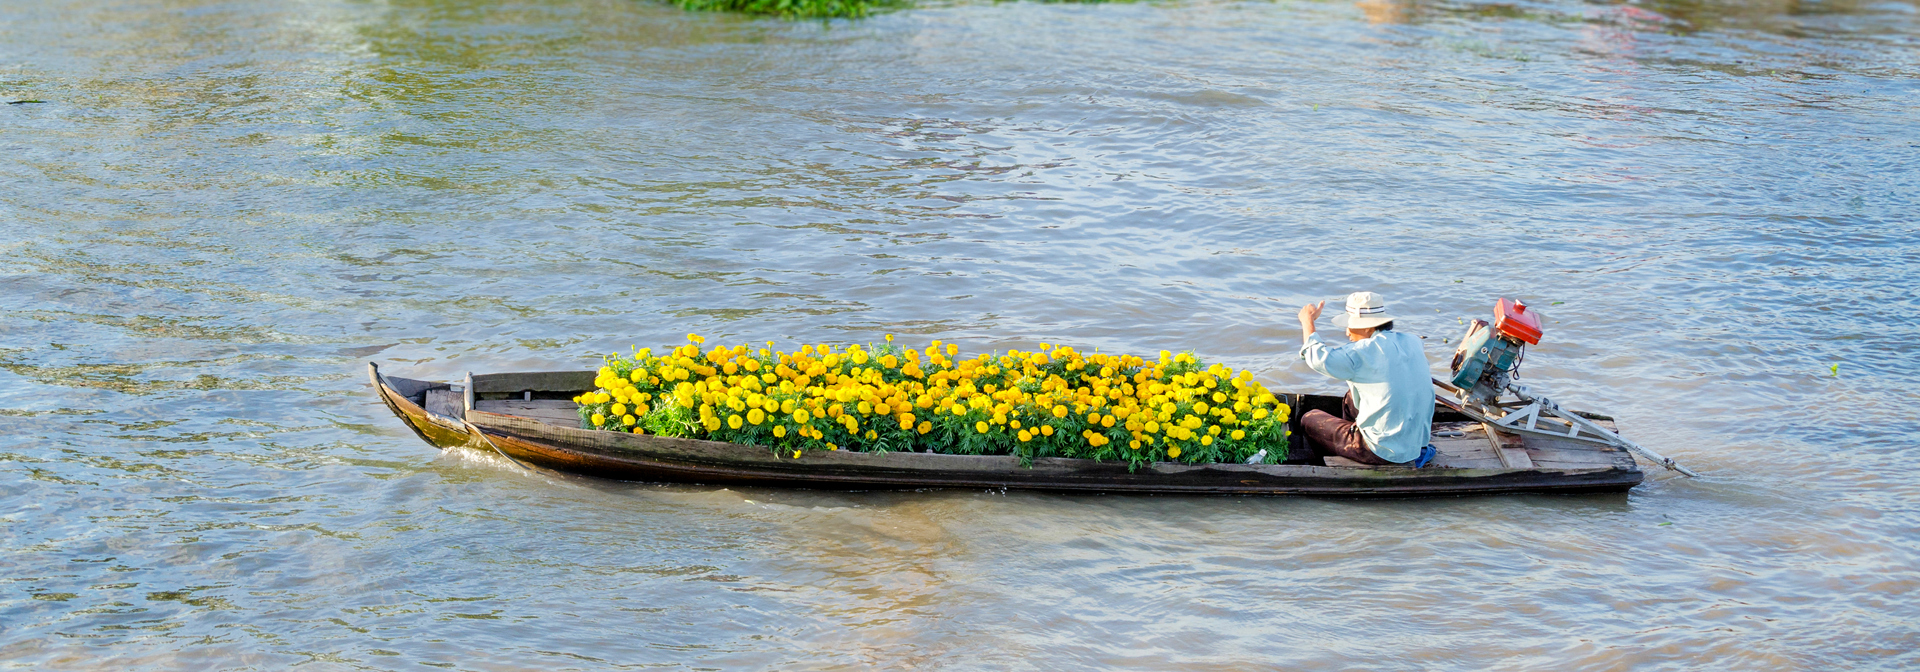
[[1449, 298, 1542, 406]]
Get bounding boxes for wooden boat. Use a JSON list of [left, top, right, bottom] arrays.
[[370, 363, 1644, 496]]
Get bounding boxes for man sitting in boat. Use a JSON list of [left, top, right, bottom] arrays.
[[1296, 292, 1437, 467]]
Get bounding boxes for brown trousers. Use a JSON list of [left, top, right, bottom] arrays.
[[1300, 392, 1397, 466]]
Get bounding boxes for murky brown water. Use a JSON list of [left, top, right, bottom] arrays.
[[2, 0, 1916, 668]]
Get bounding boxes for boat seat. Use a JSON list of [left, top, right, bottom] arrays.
[[473, 399, 581, 427]]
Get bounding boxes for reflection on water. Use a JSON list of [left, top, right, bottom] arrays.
[[1, 0, 1917, 667]]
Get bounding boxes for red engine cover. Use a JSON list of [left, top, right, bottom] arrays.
[[1493, 297, 1543, 345]]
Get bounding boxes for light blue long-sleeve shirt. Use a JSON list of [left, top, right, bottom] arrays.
[[1299, 330, 1435, 463]]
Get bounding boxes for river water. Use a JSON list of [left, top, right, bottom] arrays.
[[2, 0, 1916, 668]]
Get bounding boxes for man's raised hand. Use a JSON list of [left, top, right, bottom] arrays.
[[1298, 300, 1325, 340]]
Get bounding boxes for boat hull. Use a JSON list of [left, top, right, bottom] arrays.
[[371, 364, 1643, 497]]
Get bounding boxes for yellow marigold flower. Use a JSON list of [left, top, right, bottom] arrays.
[[793, 449, 801, 459], [1041, 425, 1054, 436], [827, 443, 837, 451], [1010, 419, 1022, 430], [748, 408, 765, 425], [688, 333, 704, 344], [1201, 435, 1213, 446], [622, 414, 636, 425], [976, 421, 989, 434], [793, 408, 811, 423], [1253, 408, 1269, 420], [1168, 446, 1182, 459], [594, 392, 611, 404], [728, 414, 743, 429], [1129, 440, 1140, 450], [1101, 415, 1116, 428], [773, 425, 787, 438], [1145, 420, 1160, 433], [591, 413, 606, 426], [1051, 405, 1068, 418], [1018, 430, 1031, 442], [1232, 429, 1246, 440], [633, 427, 645, 435], [947, 344, 959, 357], [917, 421, 931, 434], [611, 403, 627, 417], [856, 400, 872, 415]]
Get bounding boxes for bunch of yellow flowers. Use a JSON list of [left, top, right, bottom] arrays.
[[574, 334, 1290, 469]]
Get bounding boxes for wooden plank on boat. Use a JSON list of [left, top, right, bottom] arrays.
[[1483, 422, 1533, 468], [471, 371, 595, 395], [475, 399, 580, 427], [1430, 434, 1500, 468], [1527, 446, 1632, 467], [1320, 431, 1507, 469], [1433, 456, 1504, 470], [1313, 455, 1512, 470], [425, 388, 465, 420], [1434, 436, 1495, 459], [1318, 436, 1507, 470]]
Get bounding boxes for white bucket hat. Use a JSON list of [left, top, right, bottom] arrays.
[[1330, 291, 1396, 330]]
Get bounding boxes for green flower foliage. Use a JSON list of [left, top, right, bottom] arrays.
[[671, 0, 895, 18]]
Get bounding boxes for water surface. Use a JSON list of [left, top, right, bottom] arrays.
[[2, 0, 1916, 668]]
